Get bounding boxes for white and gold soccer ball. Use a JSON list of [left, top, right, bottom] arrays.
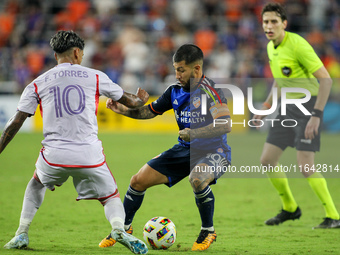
[[143, 216, 176, 250]]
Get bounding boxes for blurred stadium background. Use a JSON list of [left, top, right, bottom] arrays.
[[0, 2, 340, 253], [0, 0, 340, 133]]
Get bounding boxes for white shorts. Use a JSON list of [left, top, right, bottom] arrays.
[[35, 153, 119, 201]]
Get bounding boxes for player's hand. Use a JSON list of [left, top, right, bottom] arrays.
[[106, 98, 128, 114], [179, 128, 191, 142], [252, 114, 266, 130], [136, 88, 149, 105], [304, 116, 320, 140]]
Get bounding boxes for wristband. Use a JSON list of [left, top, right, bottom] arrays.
[[311, 109, 323, 118], [263, 102, 271, 109]]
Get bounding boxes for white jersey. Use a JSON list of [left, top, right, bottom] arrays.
[[17, 63, 123, 167]]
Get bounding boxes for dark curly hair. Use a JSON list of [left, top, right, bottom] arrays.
[[173, 44, 203, 65], [262, 2, 287, 21], [50, 30, 85, 54]]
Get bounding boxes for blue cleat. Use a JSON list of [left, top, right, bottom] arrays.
[[111, 228, 148, 254], [4, 233, 29, 249]]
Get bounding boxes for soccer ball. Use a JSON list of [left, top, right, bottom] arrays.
[[143, 216, 176, 249]]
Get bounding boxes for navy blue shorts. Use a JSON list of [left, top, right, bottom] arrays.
[[147, 144, 231, 187]]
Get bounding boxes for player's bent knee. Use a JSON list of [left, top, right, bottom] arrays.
[[130, 173, 153, 191], [189, 176, 200, 186], [189, 174, 208, 192], [190, 178, 210, 192], [190, 177, 201, 190], [129, 174, 144, 190], [260, 156, 276, 167]]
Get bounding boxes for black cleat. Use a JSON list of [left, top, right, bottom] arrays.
[[265, 207, 302, 225], [313, 218, 340, 229]]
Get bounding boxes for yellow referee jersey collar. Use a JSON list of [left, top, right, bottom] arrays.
[[274, 31, 288, 49]]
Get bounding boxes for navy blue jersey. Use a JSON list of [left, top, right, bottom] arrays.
[[149, 75, 231, 155]]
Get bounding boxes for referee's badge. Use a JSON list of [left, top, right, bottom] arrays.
[[282, 66, 292, 77]]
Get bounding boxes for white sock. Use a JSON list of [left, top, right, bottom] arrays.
[[104, 197, 125, 230], [16, 178, 46, 235], [124, 224, 131, 231], [15, 218, 31, 236], [201, 226, 214, 232]]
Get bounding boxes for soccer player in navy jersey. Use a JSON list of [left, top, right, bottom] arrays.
[[100, 44, 232, 251]]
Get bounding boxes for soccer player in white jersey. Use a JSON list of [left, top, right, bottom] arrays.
[[0, 30, 148, 254]]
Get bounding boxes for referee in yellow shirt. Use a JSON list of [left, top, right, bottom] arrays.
[[253, 2, 340, 229]]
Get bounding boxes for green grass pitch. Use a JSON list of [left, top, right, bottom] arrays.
[[0, 132, 339, 254]]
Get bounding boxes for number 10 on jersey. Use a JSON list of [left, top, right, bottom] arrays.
[[49, 85, 86, 117]]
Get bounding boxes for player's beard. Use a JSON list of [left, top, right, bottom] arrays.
[[182, 71, 195, 91]]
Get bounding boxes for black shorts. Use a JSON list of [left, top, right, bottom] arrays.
[[266, 96, 321, 151], [147, 144, 230, 187]]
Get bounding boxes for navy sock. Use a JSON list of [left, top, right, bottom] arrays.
[[194, 185, 215, 228], [123, 186, 145, 225]]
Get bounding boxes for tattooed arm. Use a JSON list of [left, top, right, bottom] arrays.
[[0, 111, 29, 154], [179, 103, 231, 142], [117, 88, 149, 108], [106, 99, 157, 119]]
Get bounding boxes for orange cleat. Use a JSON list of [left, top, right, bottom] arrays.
[[191, 230, 216, 251]]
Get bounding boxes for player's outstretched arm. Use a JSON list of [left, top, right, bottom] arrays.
[[0, 111, 29, 154], [118, 88, 149, 108], [106, 99, 157, 120]]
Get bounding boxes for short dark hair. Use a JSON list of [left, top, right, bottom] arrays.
[[173, 44, 203, 65], [50, 30, 85, 54], [262, 3, 287, 21]]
